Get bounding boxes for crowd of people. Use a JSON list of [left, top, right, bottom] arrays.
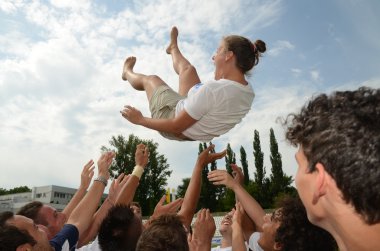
[[0, 26, 379, 251]]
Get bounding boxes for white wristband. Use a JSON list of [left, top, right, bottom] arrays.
[[132, 165, 144, 179]]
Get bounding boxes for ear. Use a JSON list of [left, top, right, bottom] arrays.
[[224, 50, 234, 61], [16, 243, 33, 251], [312, 163, 327, 204], [274, 242, 283, 250]]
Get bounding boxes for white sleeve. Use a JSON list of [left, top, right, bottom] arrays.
[[184, 85, 213, 120], [248, 232, 264, 251]]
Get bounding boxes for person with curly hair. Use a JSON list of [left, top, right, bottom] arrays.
[[208, 165, 337, 251], [120, 26, 266, 142], [284, 86, 380, 251]]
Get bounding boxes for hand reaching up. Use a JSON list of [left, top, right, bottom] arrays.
[[188, 209, 215, 251]]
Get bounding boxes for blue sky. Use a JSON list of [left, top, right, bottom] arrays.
[[1, 0, 379, 192]]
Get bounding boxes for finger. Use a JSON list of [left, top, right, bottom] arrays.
[[89, 170, 95, 180], [116, 173, 125, 183], [205, 144, 215, 152], [110, 179, 116, 189], [84, 159, 94, 169], [158, 195, 166, 205], [87, 166, 95, 174], [205, 209, 211, 220], [212, 149, 227, 160], [170, 198, 183, 210]]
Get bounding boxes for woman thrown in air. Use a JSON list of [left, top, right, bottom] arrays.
[[121, 26, 266, 142]]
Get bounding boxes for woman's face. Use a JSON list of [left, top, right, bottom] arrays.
[[212, 40, 228, 80]]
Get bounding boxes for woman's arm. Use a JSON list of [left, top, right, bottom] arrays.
[[121, 106, 197, 135]]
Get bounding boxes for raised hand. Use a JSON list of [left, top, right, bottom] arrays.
[[207, 169, 237, 189], [197, 144, 226, 167], [231, 164, 244, 186], [120, 105, 144, 125], [135, 143, 149, 168], [188, 209, 215, 251], [108, 173, 129, 205], [97, 151, 116, 179], [79, 160, 95, 190], [152, 195, 184, 219]]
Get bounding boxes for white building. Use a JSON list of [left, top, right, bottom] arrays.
[[0, 185, 105, 213]]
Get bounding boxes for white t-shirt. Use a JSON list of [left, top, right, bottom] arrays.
[[211, 246, 232, 251], [76, 236, 101, 251], [176, 79, 255, 142], [248, 232, 264, 251], [211, 242, 249, 251]]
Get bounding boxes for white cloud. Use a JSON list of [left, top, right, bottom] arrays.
[[291, 68, 302, 77], [268, 40, 295, 57], [310, 70, 321, 82], [0, 0, 24, 13]]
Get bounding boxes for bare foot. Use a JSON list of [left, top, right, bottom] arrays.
[[122, 56, 136, 81], [166, 26, 179, 54]]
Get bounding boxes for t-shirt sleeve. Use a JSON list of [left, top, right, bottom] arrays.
[[49, 224, 79, 251], [184, 85, 213, 120], [248, 232, 264, 251]]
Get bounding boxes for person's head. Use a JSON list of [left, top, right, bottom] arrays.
[[212, 35, 266, 79], [136, 214, 189, 251], [0, 211, 52, 251], [98, 205, 143, 251], [219, 209, 234, 237], [258, 196, 336, 251], [284, 87, 380, 225], [130, 201, 142, 220], [18, 201, 67, 239]]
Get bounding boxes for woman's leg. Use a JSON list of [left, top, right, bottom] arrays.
[[166, 27, 201, 96], [122, 56, 166, 101]]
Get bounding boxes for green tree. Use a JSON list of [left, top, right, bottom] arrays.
[[198, 143, 219, 211], [239, 146, 249, 185], [225, 143, 236, 174], [250, 130, 272, 208], [0, 186, 31, 195], [101, 134, 172, 216], [269, 128, 294, 204], [176, 178, 190, 198], [253, 130, 265, 189], [8, 186, 31, 194]]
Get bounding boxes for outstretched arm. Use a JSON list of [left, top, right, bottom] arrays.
[[230, 164, 257, 238], [178, 144, 226, 228], [188, 209, 216, 251], [207, 165, 265, 232], [121, 106, 197, 135], [232, 202, 247, 251], [115, 143, 149, 204], [144, 195, 184, 229], [77, 173, 128, 247], [62, 160, 94, 218], [66, 151, 114, 236]]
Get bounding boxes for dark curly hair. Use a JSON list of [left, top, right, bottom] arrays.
[[136, 214, 188, 251], [284, 87, 380, 224], [98, 205, 142, 251], [275, 196, 337, 251]]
